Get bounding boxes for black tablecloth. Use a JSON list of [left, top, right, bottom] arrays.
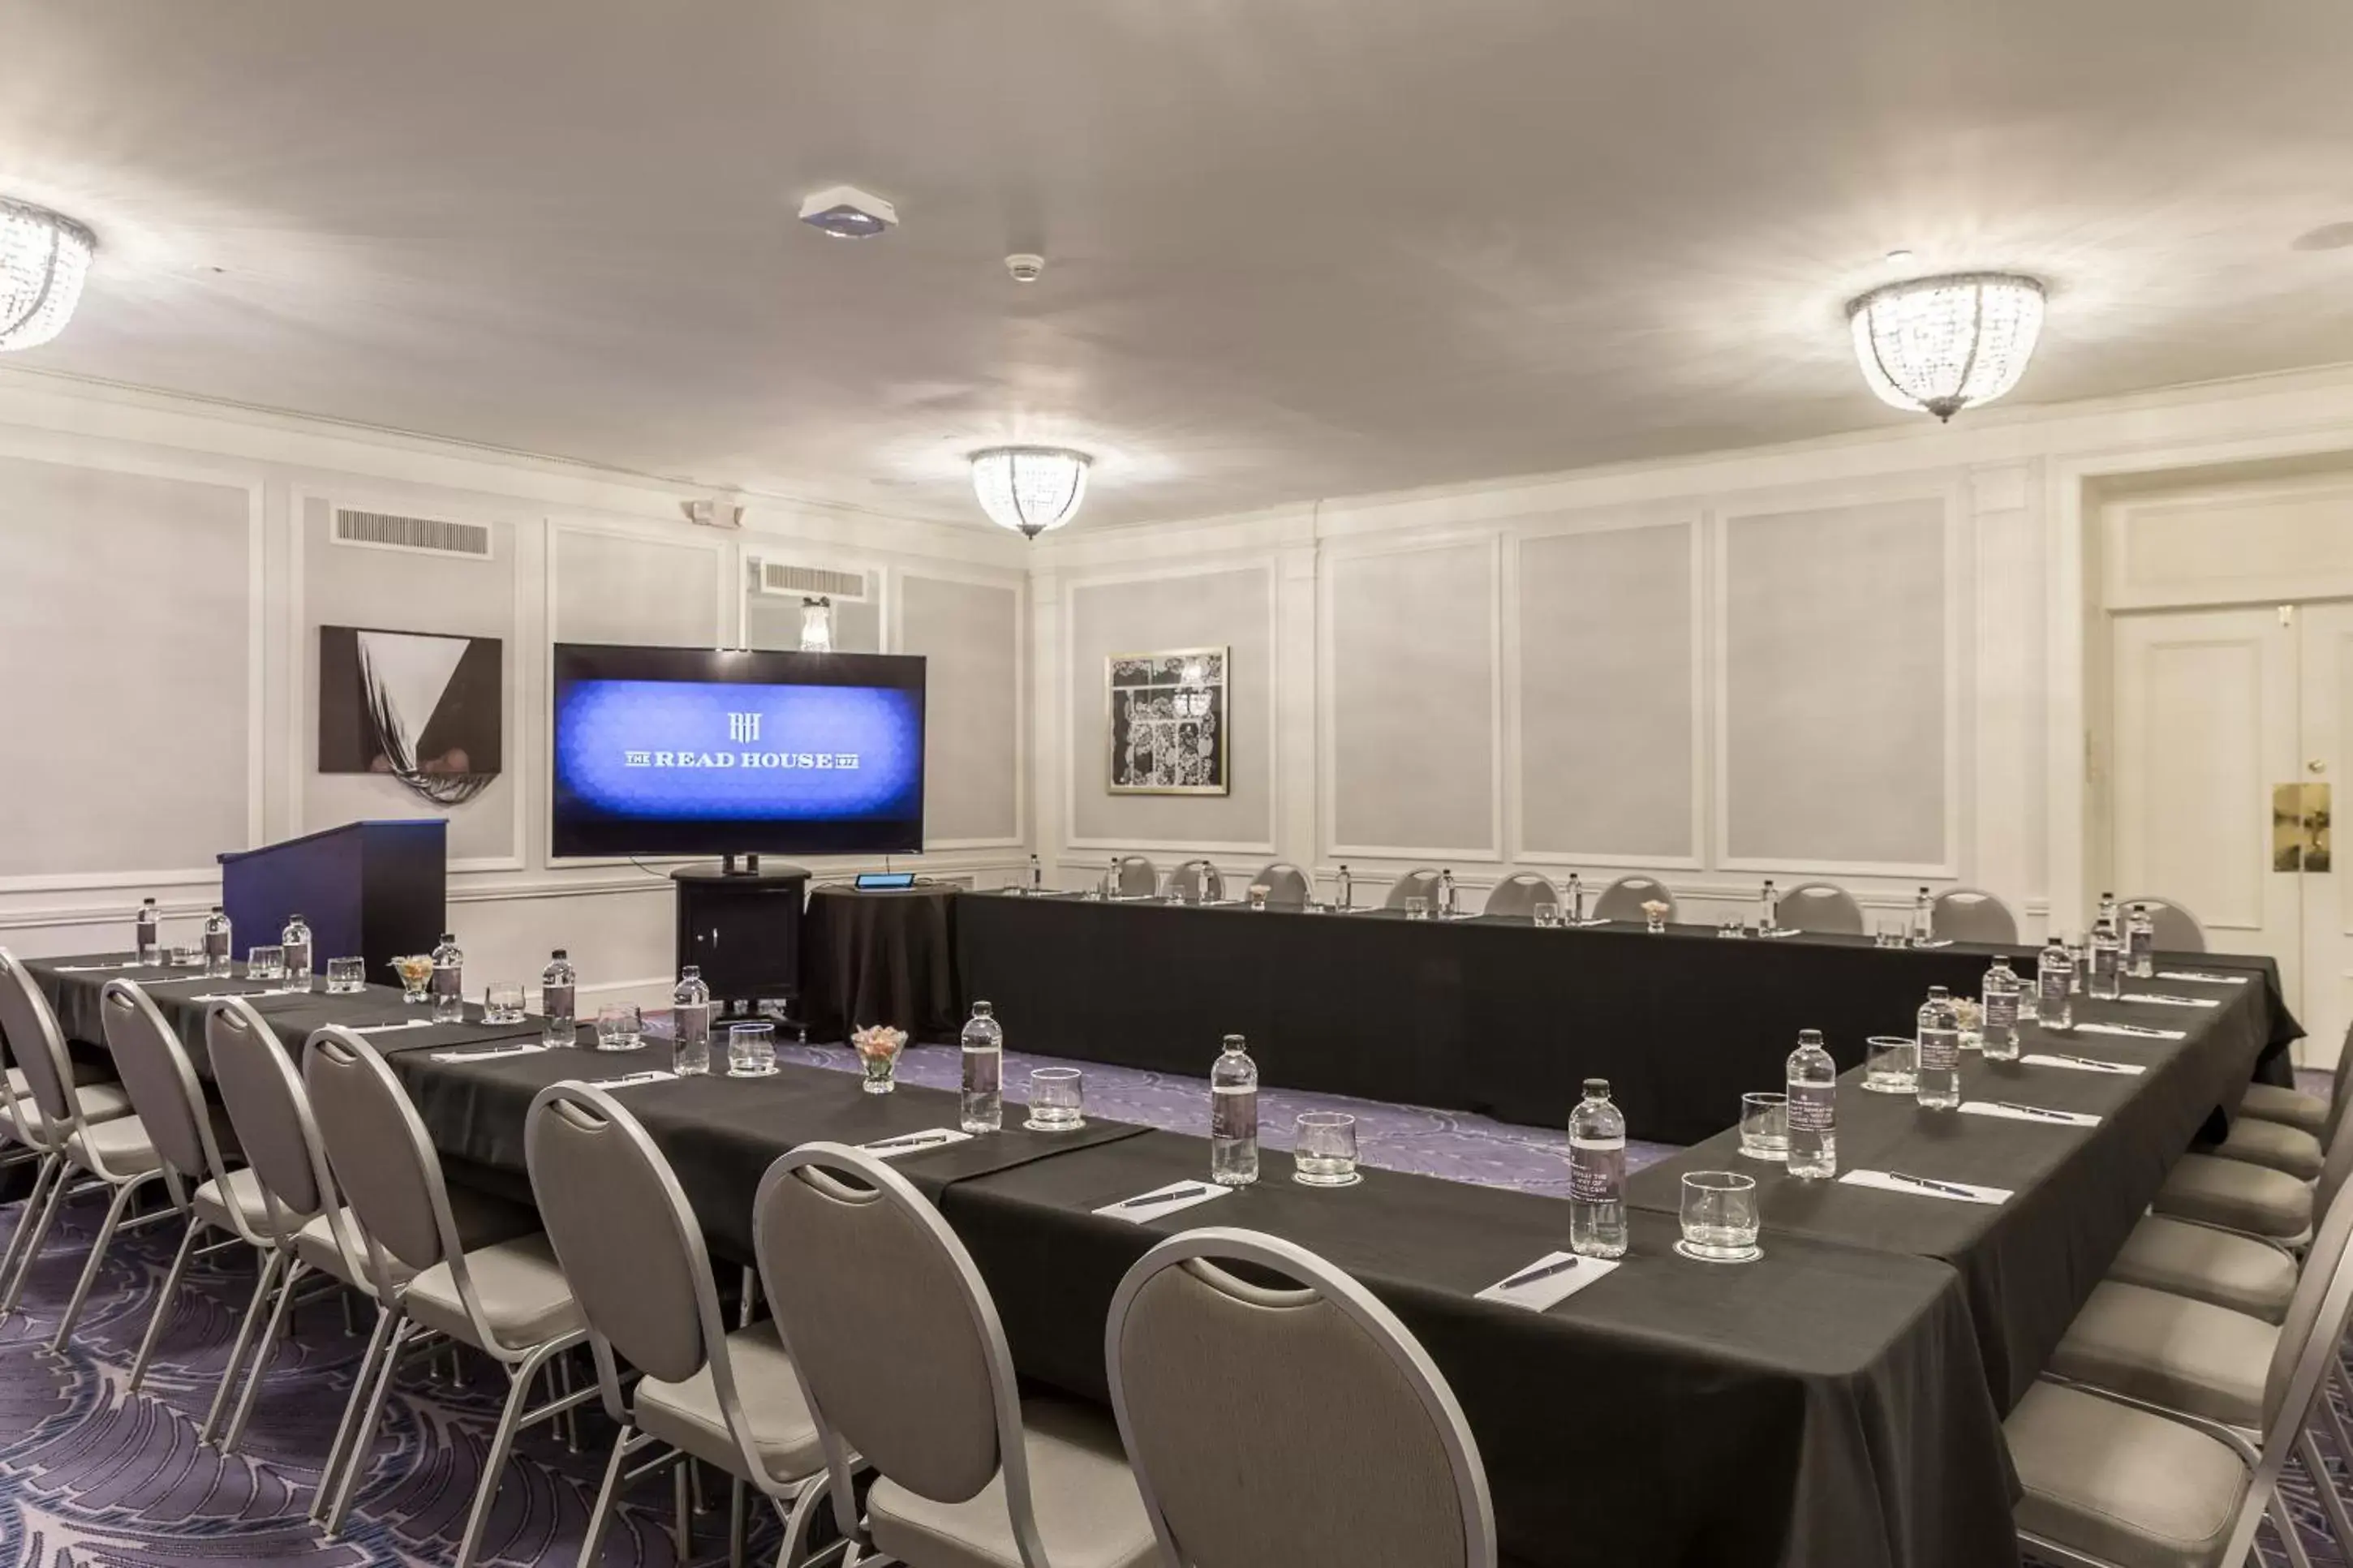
[[800, 885, 961, 1044], [1627, 973, 2282, 1408], [956, 896, 2301, 1142]]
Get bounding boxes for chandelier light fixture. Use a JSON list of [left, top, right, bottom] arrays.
[[970, 446, 1092, 539], [1846, 272, 2045, 422], [0, 198, 96, 353]]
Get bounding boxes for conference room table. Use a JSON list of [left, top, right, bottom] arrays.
[[19, 945, 2295, 1568], [956, 891, 2300, 1143]]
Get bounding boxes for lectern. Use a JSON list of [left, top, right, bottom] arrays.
[[218, 820, 446, 976]]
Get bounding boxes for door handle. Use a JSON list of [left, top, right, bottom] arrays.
[[2275, 782, 2332, 873]]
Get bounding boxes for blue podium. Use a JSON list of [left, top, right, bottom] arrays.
[[218, 820, 446, 976]]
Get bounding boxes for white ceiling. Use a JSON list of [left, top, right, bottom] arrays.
[[6, 0, 2353, 527]]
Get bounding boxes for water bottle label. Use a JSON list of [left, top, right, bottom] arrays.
[[1786, 1084, 1835, 1133], [1211, 1090, 1257, 1144], [543, 983, 574, 1021], [285, 939, 311, 973], [1985, 990, 2018, 1030], [204, 930, 228, 960], [675, 1003, 709, 1045], [1568, 1140, 1624, 1201], [432, 963, 461, 999], [2039, 971, 2068, 1012], [1918, 1030, 1959, 1072]]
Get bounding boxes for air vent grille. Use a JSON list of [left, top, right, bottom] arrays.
[[333, 509, 493, 560], [757, 560, 869, 599]]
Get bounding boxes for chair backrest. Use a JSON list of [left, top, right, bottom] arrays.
[[1108, 1228, 1496, 1568], [1930, 888, 2019, 945], [1778, 883, 1864, 936], [302, 1027, 458, 1282], [1384, 869, 1443, 910], [99, 979, 224, 1184], [0, 948, 80, 1135], [2222, 1193, 2353, 1565], [208, 997, 329, 1225], [755, 1143, 1043, 1560], [2329, 1020, 2353, 1147], [1481, 874, 1560, 921], [1252, 863, 1313, 909], [2308, 1100, 2353, 1218], [1172, 860, 1223, 904], [2119, 896, 2206, 953], [1115, 856, 1159, 898], [1591, 876, 1675, 923]]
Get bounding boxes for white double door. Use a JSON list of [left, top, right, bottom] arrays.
[[2110, 602, 2353, 1067]]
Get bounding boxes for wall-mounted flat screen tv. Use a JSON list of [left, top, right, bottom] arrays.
[[551, 644, 927, 857]]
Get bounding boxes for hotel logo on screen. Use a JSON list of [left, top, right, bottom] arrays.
[[622, 709, 862, 772]]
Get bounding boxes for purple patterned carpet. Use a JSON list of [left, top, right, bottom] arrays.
[[0, 1044, 2334, 1565]]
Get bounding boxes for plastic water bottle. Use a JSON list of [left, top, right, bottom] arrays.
[[1910, 887, 1935, 947], [961, 1002, 1004, 1133], [1028, 853, 1043, 894], [1438, 869, 1457, 919], [1916, 986, 1961, 1110], [2037, 938, 2076, 1032], [1210, 1034, 1259, 1186], [540, 950, 577, 1046], [203, 906, 233, 977], [1785, 1029, 1837, 1179], [2097, 891, 2119, 934], [1568, 1079, 1628, 1257], [672, 966, 712, 1075], [1760, 879, 1780, 933], [430, 932, 465, 1023], [2127, 904, 2156, 978], [1103, 857, 1121, 900], [2088, 917, 2124, 1002], [135, 898, 161, 966], [281, 912, 313, 984], [1980, 956, 2022, 1061], [1566, 871, 1585, 924], [1336, 864, 1353, 910]]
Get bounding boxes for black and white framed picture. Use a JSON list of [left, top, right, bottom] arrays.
[[1107, 646, 1228, 795], [318, 625, 503, 805]]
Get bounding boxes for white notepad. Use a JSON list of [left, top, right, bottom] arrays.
[[2021, 1051, 2144, 1076], [1840, 1169, 2011, 1205], [1959, 1100, 2101, 1128], [1094, 1181, 1235, 1223], [1476, 1252, 1619, 1310]]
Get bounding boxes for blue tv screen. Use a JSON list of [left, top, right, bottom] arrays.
[[551, 645, 927, 857]]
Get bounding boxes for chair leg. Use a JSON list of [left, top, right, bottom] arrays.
[[0, 1158, 69, 1320], [49, 1177, 142, 1351], [202, 1248, 284, 1444], [309, 1302, 394, 1525], [323, 1314, 418, 1536], [0, 1155, 60, 1311], [575, 1422, 634, 1568], [554, 1347, 583, 1452], [452, 1343, 563, 1568], [731, 1477, 749, 1568], [222, 1257, 309, 1453], [128, 1216, 205, 1390], [2274, 1485, 2320, 1568], [675, 1455, 695, 1557], [2300, 1428, 2353, 1551], [774, 1478, 837, 1568]]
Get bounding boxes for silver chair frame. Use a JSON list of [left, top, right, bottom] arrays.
[[1105, 1226, 1498, 1568], [2118, 895, 2209, 954], [1929, 887, 2020, 945], [1481, 874, 1560, 921], [1591, 875, 1676, 924], [1383, 868, 1443, 911], [1250, 862, 1314, 909], [1777, 882, 1865, 936], [1112, 856, 1159, 899], [1170, 859, 1223, 904]]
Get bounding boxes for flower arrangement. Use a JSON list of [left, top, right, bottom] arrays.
[[389, 954, 435, 1002], [1640, 900, 1671, 930], [852, 1025, 909, 1093]]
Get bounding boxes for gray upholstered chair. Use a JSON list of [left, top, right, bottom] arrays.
[[1479, 874, 1559, 921], [1778, 883, 1865, 936], [2012, 1160, 2353, 1565], [0, 954, 179, 1347], [303, 1027, 591, 1564], [754, 1141, 1155, 1568], [1113, 857, 1159, 899], [2239, 1019, 2353, 1142], [1591, 875, 1676, 924], [1107, 1228, 1497, 1568], [1172, 859, 1224, 904], [0, 949, 131, 1308], [1930, 887, 2020, 945], [2119, 896, 2208, 954], [1250, 863, 1314, 909], [527, 1083, 832, 1568], [1384, 868, 1443, 911]]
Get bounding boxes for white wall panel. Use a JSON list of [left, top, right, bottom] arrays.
[[901, 574, 1022, 846], [552, 526, 723, 647]]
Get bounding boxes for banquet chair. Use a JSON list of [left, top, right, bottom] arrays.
[[1778, 883, 1865, 936], [2119, 896, 2209, 954], [0, 954, 179, 1347], [1384, 868, 1443, 910], [0, 950, 131, 1303], [1113, 857, 1159, 899], [1481, 874, 1560, 921], [1106, 1228, 1497, 1568], [754, 1142, 1155, 1568], [2007, 1189, 2353, 1568], [1930, 887, 2020, 945], [2238, 1019, 2353, 1141], [303, 1027, 591, 1566], [1172, 859, 1223, 904], [526, 1083, 834, 1568], [1591, 875, 1676, 924], [1250, 862, 1314, 909], [2150, 1087, 2344, 1244]]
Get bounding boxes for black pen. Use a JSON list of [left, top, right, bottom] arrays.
[[867, 1133, 954, 1152], [2054, 1052, 2127, 1072], [1886, 1171, 1976, 1198], [1117, 1184, 1211, 1209], [1495, 1256, 1581, 1292], [1994, 1100, 2078, 1122]]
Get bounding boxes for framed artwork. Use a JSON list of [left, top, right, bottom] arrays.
[[1107, 646, 1229, 795], [319, 625, 503, 805]]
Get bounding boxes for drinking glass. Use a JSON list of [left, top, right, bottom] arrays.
[[1679, 1171, 1761, 1261], [170, 943, 203, 969], [484, 982, 527, 1025], [594, 1003, 643, 1052], [1954, 998, 1984, 1052], [1718, 918, 1744, 939], [391, 955, 434, 1003], [1025, 1067, 1086, 1132], [1641, 900, 1670, 934], [325, 956, 366, 994], [728, 1021, 777, 1077], [1738, 1093, 1788, 1162], [1248, 884, 1270, 912], [1533, 902, 1559, 929], [1404, 896, 1430, 921], [1874, 918, 1907, 948], [1864, 1033, 1917, 1093], [247, 945, 284, 981], [1292, 1111, 1361, 1187]]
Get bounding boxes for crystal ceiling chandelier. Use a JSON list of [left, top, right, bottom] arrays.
[[0, 198, 96, 353], [1847, 273, 2045, 422], [970, 446, 1092, 539]]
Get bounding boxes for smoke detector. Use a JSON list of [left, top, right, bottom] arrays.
[[1005, 253, 1045, 283], [798, 184, 898, 239]]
